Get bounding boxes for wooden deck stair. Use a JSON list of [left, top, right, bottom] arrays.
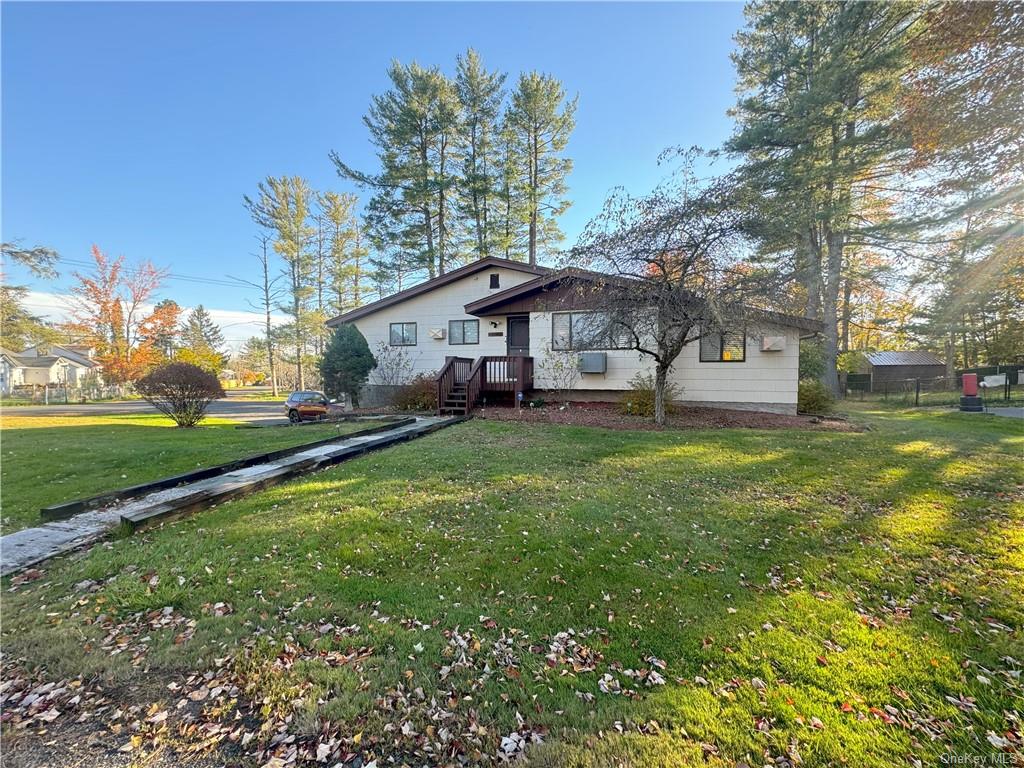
[[441, 381, 469, 415], [436, 355, 533, 415]]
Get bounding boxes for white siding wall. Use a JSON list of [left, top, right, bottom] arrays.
[[22, 364, 58, 386], [530, 311, 800, 409], [351, 267, 538, 381], [347, 273, 803, 413]]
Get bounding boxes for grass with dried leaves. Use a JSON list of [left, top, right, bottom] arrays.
[[1, 406, 1021, 767], [0, 414, 375, 533]]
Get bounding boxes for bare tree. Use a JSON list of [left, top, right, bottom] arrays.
[[536, 348, 581, 403], [370, 341, 414, 386], [566, 156, 773, 425], [229, 235, 283, 396]]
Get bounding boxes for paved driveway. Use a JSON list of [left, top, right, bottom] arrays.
[[2, 398, 288, 424], [987, 407, 1023, 420]]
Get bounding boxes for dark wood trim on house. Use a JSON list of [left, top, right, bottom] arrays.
[[465, 269, 824, 333]]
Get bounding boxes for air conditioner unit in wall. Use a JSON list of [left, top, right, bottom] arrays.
[[761, 335, 786, 352], [578, 352, 607, 374], [428, 328, 446, 340]]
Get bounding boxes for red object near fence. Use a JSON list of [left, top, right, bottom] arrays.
[[962, 373, 978, 397]]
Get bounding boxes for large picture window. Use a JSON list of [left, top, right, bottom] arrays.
[[389, 322, 417, 346], [551, 312, 630, 351], [448, 319, 479, 345], [699, 329, 746, 362]]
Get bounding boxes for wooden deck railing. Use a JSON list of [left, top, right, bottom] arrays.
[[436, 355, 533, 414], [466, 357, 485, 412], [479, 356, 533, 394], [436, 356, 473, 413]]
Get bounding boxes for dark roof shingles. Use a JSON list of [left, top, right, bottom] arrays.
[[865, 351, 945, 367]]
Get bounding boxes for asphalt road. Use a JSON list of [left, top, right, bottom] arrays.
[[2, 398, 289, 423]]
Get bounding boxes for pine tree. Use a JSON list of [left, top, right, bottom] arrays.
[[494, 113, 530, 261], [332, 62, 462, 279], [178, 304, 226, 372], [505, 72, 577, 265], [319, 324, 376, 406], [181, 305, 226, 351], [245, 176, 317, 389], [729, 1, 917, 393], [319, 191, 367, 314], [455, 49, 506, 258]]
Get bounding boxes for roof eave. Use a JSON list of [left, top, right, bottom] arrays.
[[325, 258, 550, 327]]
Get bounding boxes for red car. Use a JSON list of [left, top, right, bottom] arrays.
[[284, 391, 336, 423]]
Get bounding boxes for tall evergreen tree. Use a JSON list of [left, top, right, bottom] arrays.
[[319, 191, 367, 314], [245, 176, 317, 389], [332, 62, 462, 279], [729, 1, 917, 393], [178, 304, 226, 371], [494, 113, 531, 260], [455, 49, 506, 258], [505, 72, 577, 266], [180, 305, 225, 352]]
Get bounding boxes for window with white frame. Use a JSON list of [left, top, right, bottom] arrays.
[[551, 311, 630, 351], [448, 319, 479, 345], [389, 322, 417, 346], [699, 329, 746, 362]]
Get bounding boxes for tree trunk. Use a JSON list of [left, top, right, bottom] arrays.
[[803, 227, 822, 320], [528, 126, 539, 266], [840, 273, 852, 353], [353, 230, 363, 306], [419, 134, 437, 277], [423, 205, 436, 278], [653, 365, 669, 427], [820, 228, 843, 395], [437, 135, 447, 275], [945, 333, 956, 390]]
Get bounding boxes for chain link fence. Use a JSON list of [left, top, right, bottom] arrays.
[[3, 384, 132, 405], [845, 372, 1023, 407]]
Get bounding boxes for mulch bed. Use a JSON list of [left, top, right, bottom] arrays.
[[474, 401, 860, 432]]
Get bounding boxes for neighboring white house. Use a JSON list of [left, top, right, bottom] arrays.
[[0, 344, 103, 394], [325, 257, 820, 414]]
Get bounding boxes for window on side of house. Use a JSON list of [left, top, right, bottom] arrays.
[[551, 311, 630, 351], [389, 322, 417, 346], [448, 319, 479, 345], [489, 273, 500, 289], [699, 329, 746, 362]]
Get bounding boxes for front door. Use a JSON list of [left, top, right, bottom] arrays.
[[507, 316, 530, 355]]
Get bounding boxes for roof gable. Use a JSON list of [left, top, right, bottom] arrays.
[[325, 257, 549, 326]]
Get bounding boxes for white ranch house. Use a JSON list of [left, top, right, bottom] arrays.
[[0, 344, 103, 395], [326, 257, 820, 415]]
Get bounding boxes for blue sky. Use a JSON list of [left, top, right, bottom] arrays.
[[2, 1, 744, 346]]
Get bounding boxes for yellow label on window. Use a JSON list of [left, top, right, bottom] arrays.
[[722, 350, 731, 360]]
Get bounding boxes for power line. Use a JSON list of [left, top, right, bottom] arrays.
[[54, 257, 252, 289]]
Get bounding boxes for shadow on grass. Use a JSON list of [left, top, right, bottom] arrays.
[[2, 411, 1021, 766]]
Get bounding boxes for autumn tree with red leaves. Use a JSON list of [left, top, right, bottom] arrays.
[[65, 245, 179, 384]]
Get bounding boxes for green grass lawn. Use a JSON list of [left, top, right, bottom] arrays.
[[0, 414, 375, 533], [1, 407, 1021, 767]]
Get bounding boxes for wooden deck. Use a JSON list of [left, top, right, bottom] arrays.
[[437, 356, 534, 415]]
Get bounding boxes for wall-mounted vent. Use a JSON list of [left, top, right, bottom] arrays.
[[578, 352, 607, 374]]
